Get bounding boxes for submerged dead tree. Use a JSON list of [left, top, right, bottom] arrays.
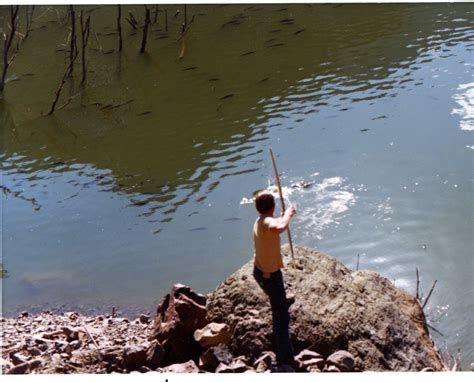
[[140, 6, 151, 53], [153, 5, 159, 24], [1, 5, 20, 94], [25, 5, 35, 39], [117, 5, 122, 51], [126, 11, 138, 30], [68, 5, 78, 77], [80, 11, 91, 84]]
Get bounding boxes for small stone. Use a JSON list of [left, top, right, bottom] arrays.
[[28, 347, 42, 356], [295, 349, 323, 362], [61, 326, 80, 341], [64, 312, 79, 320], [102, 349, 122, 366], [327, 365, 341, 372], [216, 359, 250, 373], [199, 344, 234, 372], [194, 322, 231, 348], [254, 351, 276, 369], [122, 344, 147, 371], [308, 365, 322, 372], [136, 366, 152, 373], [139, 314, 151, 324], [18, 311, 29, 318], [28, 359, 42, 371], [326, 350, 355, 372], [65, 340, 82, 353], [11, 353, 29, 366], [471, 363, 474, 372], [301, 357, 325, 371], [162, 360, 200, 373], [7, 362, 30, 374]]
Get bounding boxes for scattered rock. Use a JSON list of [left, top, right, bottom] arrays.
[[146, 340, 165, 369], [199, 344, 234, 372], [136, 365, 152, 373], [61, 326, 80, 341], [295, 349, 325, 371], [161, 360, 200, 373], [216, 358, 251, 373], [151, 284, 208, 365], [28, 347, 42, 356], [471, 363, 474, 372], [11, 353, 29, 366], [7, 362, 30, 374], [122, 344, 147, 371], [18, 311, 29, 318], [421, 367, 435, 372], [308, 365, 322, 372], [301, 357, 325, 371], [254, 351, 276, 372], [326, 365, 341, 372], [28, 359, 42, 371], [64, 312, 79, 321], [140, 314, 151, 324], [326, 350, 355, 372], [194, 322, 231, 348]]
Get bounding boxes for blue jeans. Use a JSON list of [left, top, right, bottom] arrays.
[[253, 266, 294, 365]]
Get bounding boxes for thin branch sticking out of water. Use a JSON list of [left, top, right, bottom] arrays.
[[153, 5, 159, 24], [140, 6, 151, 53], [47, 59, 75, 115], [422, 279, 437, 310], [1, 5, 20, 93], [80, 11, 91, 84], [68, 5, 78, 77], [415, 267, 420, 301], [25, 5, 35, 39], [117, 5, 122, 51], [126, 11, 138, 30]]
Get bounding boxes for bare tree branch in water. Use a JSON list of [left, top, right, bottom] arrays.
[[25, 5, 35, 39], [153, 5, 159, 24], [117, 5, 122, 51], [178, 13, 195, 60], [140, 6, 151, 53], [80, 11, 91, 84], [47, 59, 75, 115], [0, 5, 20, 93], [126, 11, 138, 30], [184, 4, 187, 29], [68, 5, 78, 77]]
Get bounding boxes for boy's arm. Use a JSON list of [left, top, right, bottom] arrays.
[[266, 207, 296, 234]]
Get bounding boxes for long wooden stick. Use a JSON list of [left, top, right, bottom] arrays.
[[269, 148, 295, 259]]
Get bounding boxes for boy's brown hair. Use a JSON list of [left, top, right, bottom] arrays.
[[254, 190, 275, 214]]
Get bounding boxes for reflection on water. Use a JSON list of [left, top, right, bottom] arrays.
[[1, 3, 473, 368], [452, 82, 474, 131]]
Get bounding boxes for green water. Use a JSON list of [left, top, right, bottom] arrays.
[[1, 4, 473, 367]]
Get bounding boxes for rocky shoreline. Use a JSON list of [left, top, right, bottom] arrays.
[[0, 245, 463, 374]]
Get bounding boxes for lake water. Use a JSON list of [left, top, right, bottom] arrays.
[[1, 3, 473, 368]]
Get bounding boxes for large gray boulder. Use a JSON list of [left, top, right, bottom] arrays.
[[206, 245, 445, 371]]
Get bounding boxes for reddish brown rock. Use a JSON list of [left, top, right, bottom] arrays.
[[206, 245, 446, 371], [151, 284, 208, 365], [161, 360, 200, 373]]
